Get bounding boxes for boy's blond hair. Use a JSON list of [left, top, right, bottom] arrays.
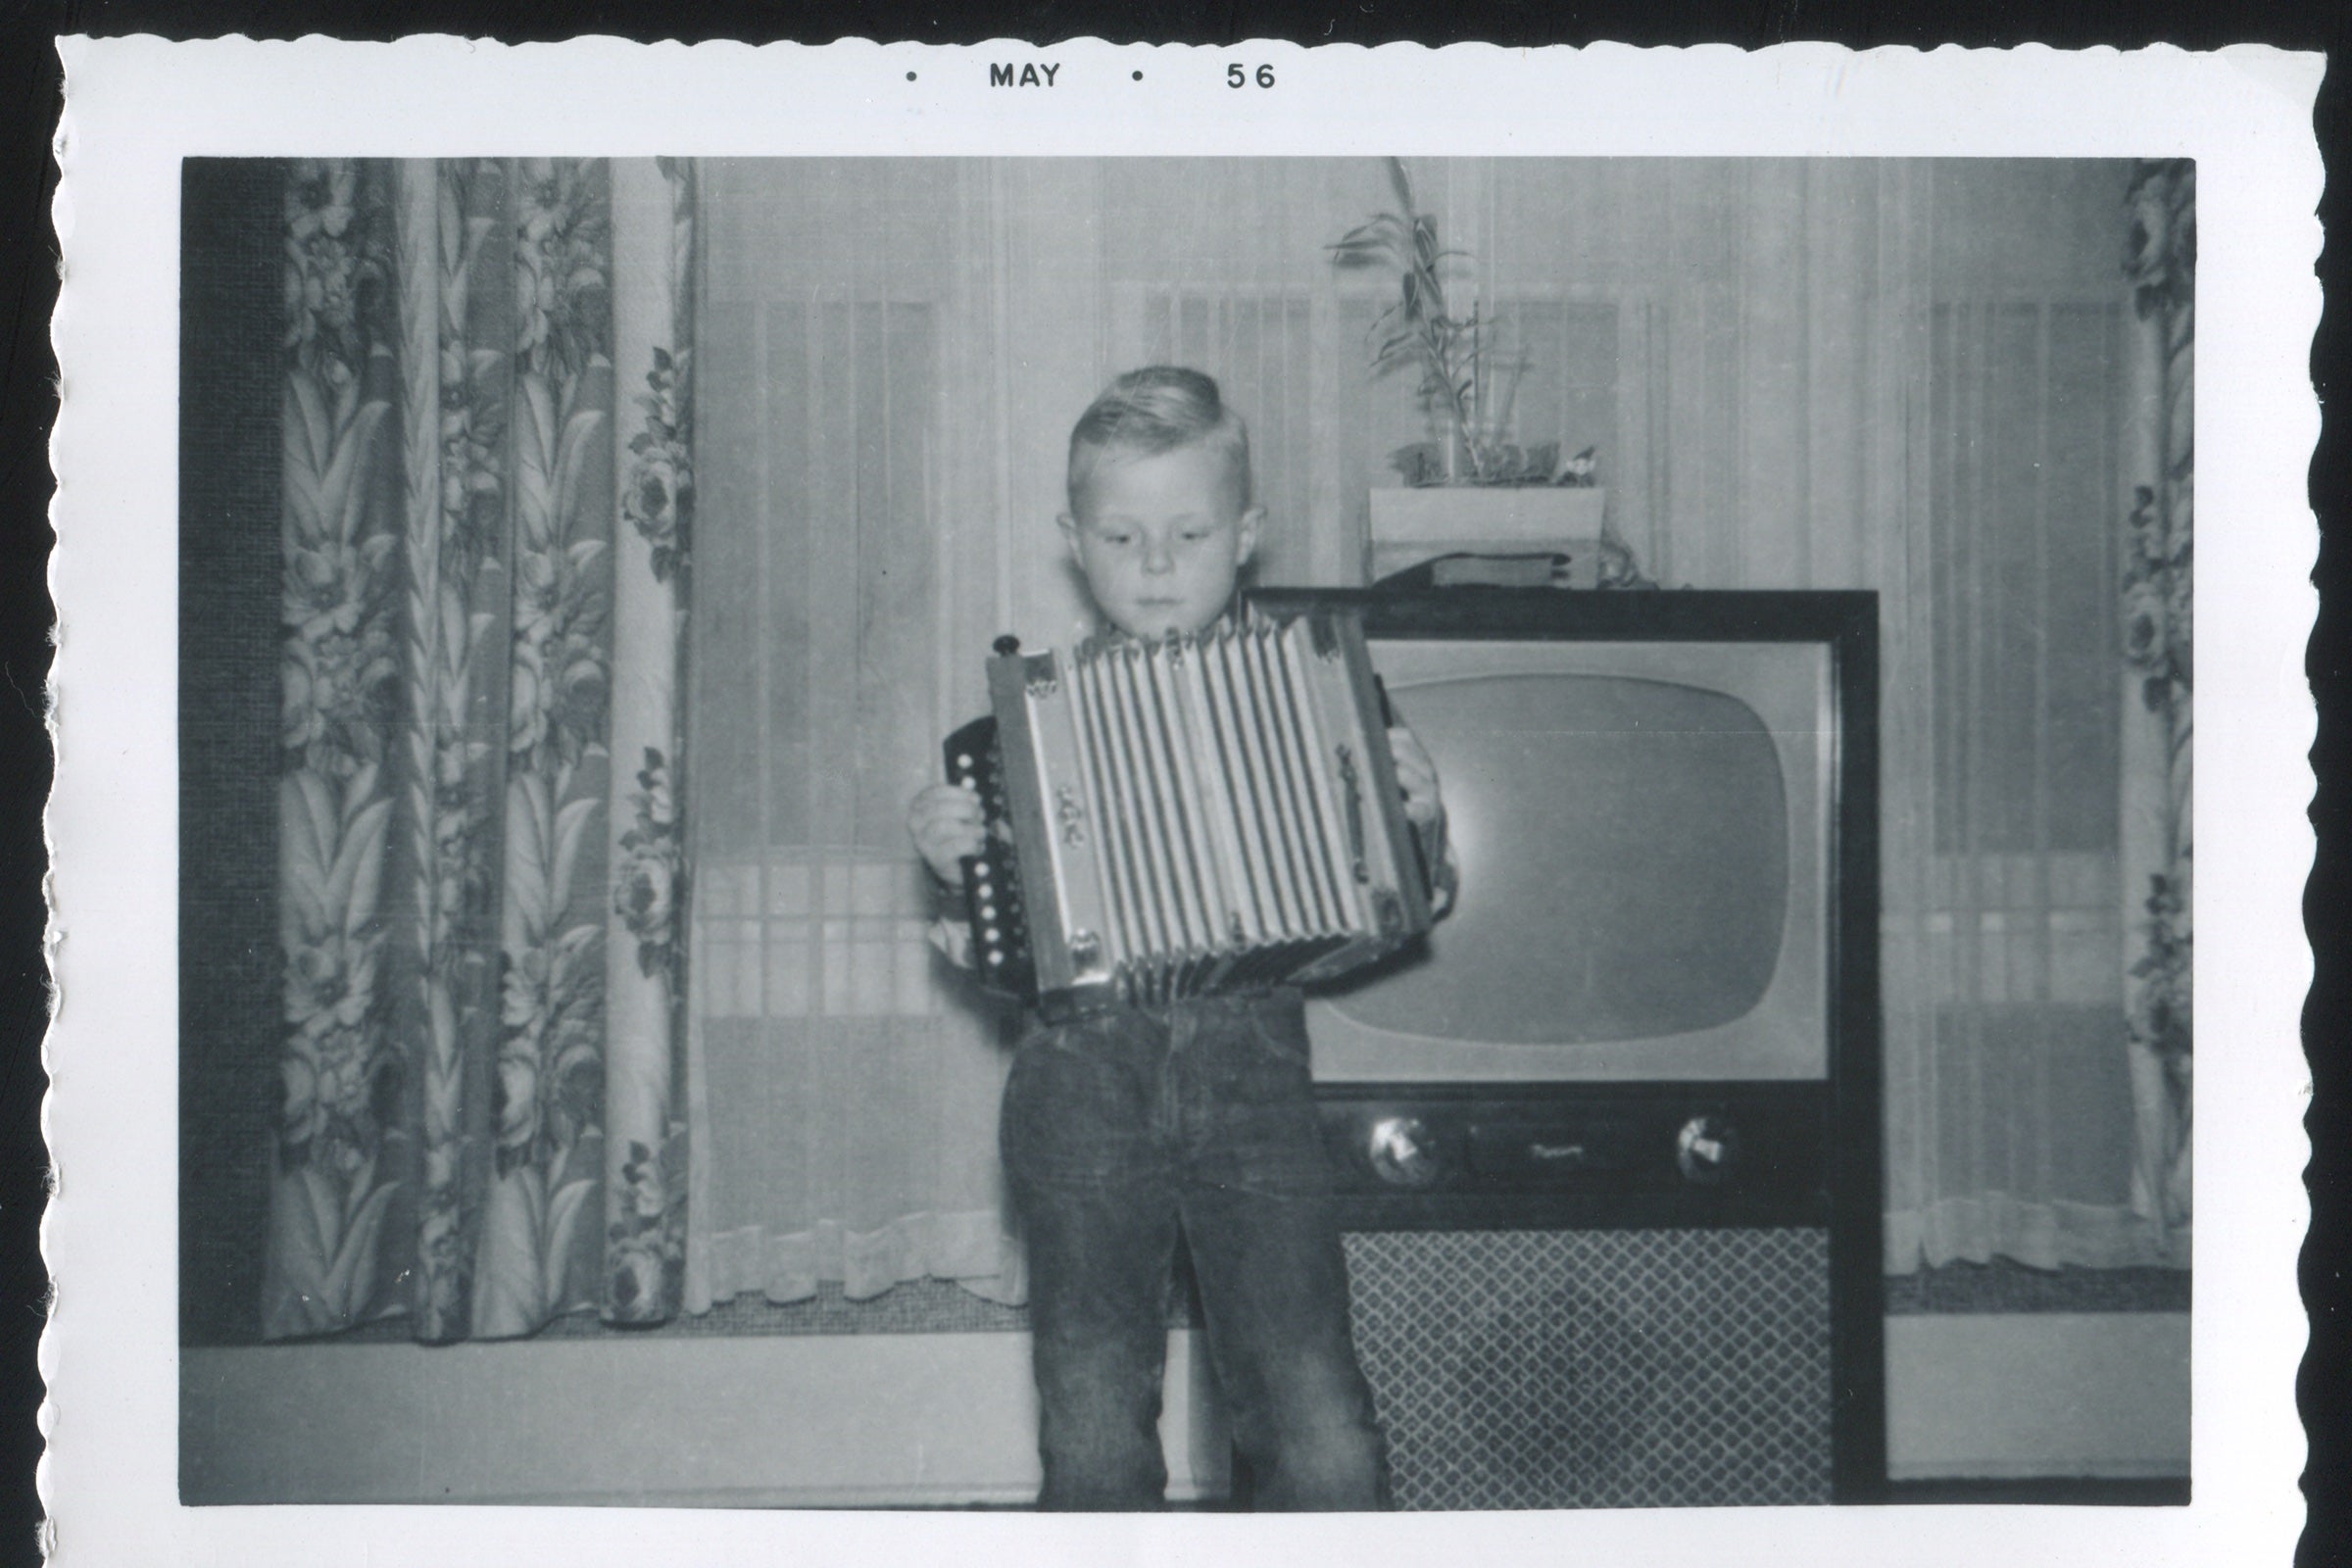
[[1066, 367, 1253, 514]]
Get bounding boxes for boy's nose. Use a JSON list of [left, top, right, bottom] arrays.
[[1141, 541, 1175, 573]]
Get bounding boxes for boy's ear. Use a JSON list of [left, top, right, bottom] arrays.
[[1056, 512, 1083, 565], [1235, 506, 1265, 566]]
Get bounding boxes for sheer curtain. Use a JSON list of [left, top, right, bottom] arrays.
[[1465, 159, 2158, 1270], [681, 159, 2170, 1309], [684, 163, 1025, 1307]]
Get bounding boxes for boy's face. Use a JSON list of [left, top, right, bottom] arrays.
[[1059, 443, 1262, 640]]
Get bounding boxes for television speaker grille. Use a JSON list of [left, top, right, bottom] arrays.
[[1344, 1228, 1833, 1509]]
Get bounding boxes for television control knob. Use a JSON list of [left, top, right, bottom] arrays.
[[993, 635, 1022, 657], [1366, 1116, 1443, 1190], [1675, 1115, 1740, 1187]]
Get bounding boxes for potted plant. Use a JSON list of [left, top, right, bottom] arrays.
[[1331, 159, 1636, 584]]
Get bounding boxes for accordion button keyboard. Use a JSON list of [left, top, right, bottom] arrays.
[[944, 712, 1040, 1000]]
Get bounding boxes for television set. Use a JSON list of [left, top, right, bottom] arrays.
[[1314, 623, 1835, 1083], [1250, 585, 1875, 1095], [1247, 585, 1885, 1507]]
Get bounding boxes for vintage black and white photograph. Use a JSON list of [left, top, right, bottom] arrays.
[[47, 36, 2318, 1567], [165, 145, 2194, 1507]]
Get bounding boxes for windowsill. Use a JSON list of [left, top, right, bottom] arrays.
[[1885, 1258, 2190, 1315]]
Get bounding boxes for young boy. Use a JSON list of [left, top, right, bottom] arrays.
[[907, 368, 1454, 1511]]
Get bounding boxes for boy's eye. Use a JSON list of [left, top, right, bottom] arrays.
[[1179, 530, 1210, 543]]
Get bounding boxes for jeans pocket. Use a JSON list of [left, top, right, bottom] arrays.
[[1003, 1032, 1153, 1189]]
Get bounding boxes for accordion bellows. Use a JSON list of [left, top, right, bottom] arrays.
[[946, 607, 1435, 1018]]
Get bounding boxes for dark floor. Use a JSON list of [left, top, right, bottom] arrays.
[[894, 1478, 2191, 1510]]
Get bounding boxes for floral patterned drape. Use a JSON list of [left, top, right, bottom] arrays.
[[265, 157, 695, 1342], [2121, 159, 2193, 1251]]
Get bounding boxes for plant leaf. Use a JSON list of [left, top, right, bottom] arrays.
[[1385, 156, 1416, 216], [330, 795, 394, 938], [544, 1176, 599, 1298], [547, 796, 603, 915], [280, 772, 340, 944], [282, 393, 327, 544], [552, 408, 610, 533], [290, 372, 333, 493], [504, 772, 556, 936], [300, 1164, 346, 1295], [473, 1164, 551, 1336], [320, 1176, 401, 1319], [263, 1167, 336, 1337], [323, 400, 393, 549]]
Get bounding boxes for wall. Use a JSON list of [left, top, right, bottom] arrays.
[[678, 157, 2167, 1309]]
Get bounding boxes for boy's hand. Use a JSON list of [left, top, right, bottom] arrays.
[[908, 781, 988, 886], [1389, 726, 1444, 831]]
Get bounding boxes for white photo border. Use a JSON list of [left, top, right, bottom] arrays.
[[47, 35, 2321, 1568]]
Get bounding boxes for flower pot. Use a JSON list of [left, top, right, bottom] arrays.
[[1366, 486, 1610, 582]]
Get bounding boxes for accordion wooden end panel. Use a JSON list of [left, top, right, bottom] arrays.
[[944, 610, 1434, 1018]]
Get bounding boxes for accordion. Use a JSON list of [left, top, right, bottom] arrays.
[[945, 606, 1435, 1018]]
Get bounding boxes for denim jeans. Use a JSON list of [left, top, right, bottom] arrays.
[[1001, 988, 1389, 1511]]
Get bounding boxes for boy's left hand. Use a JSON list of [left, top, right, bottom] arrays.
[[1388, 726, 1444, 830]]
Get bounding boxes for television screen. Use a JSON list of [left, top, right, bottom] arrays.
[[1308, 639, 1833, 1084]]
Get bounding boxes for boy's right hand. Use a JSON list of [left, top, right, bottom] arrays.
[[908, 781, 988, 886]]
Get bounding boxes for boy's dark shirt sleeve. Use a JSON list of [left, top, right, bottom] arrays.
[[1414, 806, 1461, 920]]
